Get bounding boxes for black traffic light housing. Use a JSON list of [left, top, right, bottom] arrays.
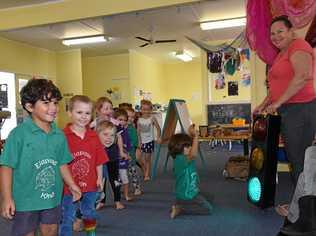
[[247, 114, 281, 209]]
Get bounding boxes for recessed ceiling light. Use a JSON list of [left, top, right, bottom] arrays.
[[174, 50, 193, 62]]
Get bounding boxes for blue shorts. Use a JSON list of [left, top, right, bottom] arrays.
[[141, 141, 154, 153], [12, 205, 61, 236]]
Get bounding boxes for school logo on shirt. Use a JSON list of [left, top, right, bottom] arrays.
[[35, 166, 56, 191], [72, 158, 90, 188]]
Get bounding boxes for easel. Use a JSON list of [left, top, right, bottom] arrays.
[[151, 99, 206, 179]]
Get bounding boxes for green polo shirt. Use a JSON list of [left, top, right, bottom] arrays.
[[127, 124, 138, 165], [0, 117, 72, 211], [173, 154, 199, 200]]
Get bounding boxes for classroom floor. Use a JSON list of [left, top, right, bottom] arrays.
[[0, 142, 294, 236]]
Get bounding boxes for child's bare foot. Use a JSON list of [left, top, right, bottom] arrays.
[[170, 205, 182, 219], [73, 218, 83, 232], [134, 189, 142, 196], [144, 176, 150, 181], [96, 202, 105, 210], [115, 201, 125, 210], [125, 196, 133, 201]]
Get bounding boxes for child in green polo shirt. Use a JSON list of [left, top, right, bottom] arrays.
[[0, 79, 81, 236], [168, 124, 213, 219]]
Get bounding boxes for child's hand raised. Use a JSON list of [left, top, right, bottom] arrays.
[[69, 184, 82, 202], [188, 124, 197, 138]]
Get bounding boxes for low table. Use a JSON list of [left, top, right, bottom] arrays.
[[199, 133, 251, 156]]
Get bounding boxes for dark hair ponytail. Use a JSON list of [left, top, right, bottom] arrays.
[[270, 15, 293, 29]]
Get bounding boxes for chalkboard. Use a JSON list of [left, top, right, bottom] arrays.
[[207, 103, 251, 125]]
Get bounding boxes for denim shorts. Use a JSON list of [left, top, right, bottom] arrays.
[[12, 205, 61, 236]]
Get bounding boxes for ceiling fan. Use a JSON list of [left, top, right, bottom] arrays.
[[135, 36, 176, 47]]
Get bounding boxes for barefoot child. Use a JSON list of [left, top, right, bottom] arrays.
[[0, 79, 81, 236], [114, 109, 133, 201], [168, 124, 213, 219], [96, 121, 125, 210], [126, 107, 142, 195], [137, 100, 161, 180], [60, 95, 108, 236]]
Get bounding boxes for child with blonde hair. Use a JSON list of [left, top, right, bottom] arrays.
[[90, 96, 118, 129], [60, 95, 108, 236], [96, 121, 125, 210], [137, 99, 161, 181]]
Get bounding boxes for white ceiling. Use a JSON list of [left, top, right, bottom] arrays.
[[0, 0, 246, 61], [0, 0, 62, 10]]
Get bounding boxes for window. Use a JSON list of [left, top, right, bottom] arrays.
[[0, 72, 16, 139]]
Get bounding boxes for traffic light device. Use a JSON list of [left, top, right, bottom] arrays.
[[247, 114, 281, 209]]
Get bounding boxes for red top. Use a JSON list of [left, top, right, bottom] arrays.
[[268, 38, 315, 104], [63, 125, 108, 195]]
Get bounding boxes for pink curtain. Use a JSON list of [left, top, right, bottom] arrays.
[[271, 0, 316, 28], [246, 0, 278, 65]]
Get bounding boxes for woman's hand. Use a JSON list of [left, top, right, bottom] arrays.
[[252, 104, 265, 115], [264, 102, 281, 114]]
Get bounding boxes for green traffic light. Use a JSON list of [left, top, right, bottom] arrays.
[[248, 177, 262, 202]]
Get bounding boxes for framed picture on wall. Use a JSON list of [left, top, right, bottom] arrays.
[[228, 81, 238, 96]]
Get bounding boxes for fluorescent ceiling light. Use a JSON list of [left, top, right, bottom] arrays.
[[200, 17, 246, 30], [174, 51, 192, 62], [62, 35, 107, 46]]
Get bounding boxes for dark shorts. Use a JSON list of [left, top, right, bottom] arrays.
[[141, 141, 154, 154], [12, 205, 61, 236]]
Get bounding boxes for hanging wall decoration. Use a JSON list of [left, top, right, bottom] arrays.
[[241, 72, 251, 87]]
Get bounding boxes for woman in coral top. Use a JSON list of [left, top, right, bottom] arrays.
[[254, 15, 316, 185]]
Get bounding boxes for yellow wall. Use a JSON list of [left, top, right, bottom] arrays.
[[129, 50, 166, 105], [0, 37, 56, 79], [164, 60, 203, 125], [250, 52, 267, 110], [56, 49, 83, 128], [200, 51, 208, 124], [82, 53, 130, 106]]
